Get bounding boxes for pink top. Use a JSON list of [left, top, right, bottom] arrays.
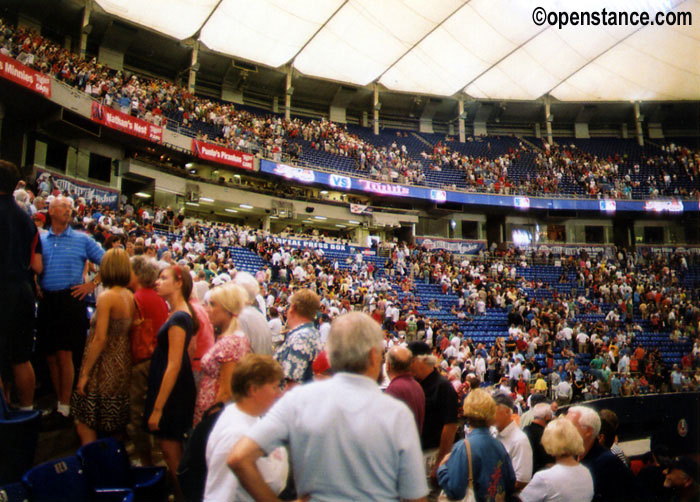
[[193, 331, 250, 425], [190, 298, 215, 372]]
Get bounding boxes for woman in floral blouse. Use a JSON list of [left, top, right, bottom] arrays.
[[194, 283, 250, 425]]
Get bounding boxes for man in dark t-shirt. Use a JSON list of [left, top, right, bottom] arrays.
[[408, 341, 458, 498], [0, 160, 40, 410]]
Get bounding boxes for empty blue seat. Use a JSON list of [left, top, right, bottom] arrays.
[[0, 391, 41, 484], [23, 456, 133, 502], [77, 438, 166, 502], [0, 482, 28, 502]]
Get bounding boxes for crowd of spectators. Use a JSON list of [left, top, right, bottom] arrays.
[[2, 157, 700, 501], [2, 18, 698, 202]]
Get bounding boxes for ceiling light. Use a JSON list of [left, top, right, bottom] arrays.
[[233, 174, 241, 178], [270, 215, 279, 219], [336, 224, 346, 228], [185, 163, 193, 168], [314, 216, 327, 220], [199, 197, 214, 203], [225, 208, 238, 213], [134, 192, 151, 198], [240, 204, 253, 209], [185, 202, 199, 207], [348, 220, 360, 224], [320, 190, 328, 195], [189, 169, 196, 174]]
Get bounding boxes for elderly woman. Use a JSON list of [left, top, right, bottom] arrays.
[[438, 389, 516, 502], [519, 417, 594, 502], [203, 354, 287, 501]]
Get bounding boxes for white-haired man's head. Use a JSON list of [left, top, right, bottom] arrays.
[[233, 271, 260, 305]]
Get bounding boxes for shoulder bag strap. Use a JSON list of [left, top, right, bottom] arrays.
[[464, 437, 473, 484]]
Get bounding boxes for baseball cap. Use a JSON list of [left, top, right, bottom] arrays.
[[493, 391, 515, 409], [407, 341, 431, 357]]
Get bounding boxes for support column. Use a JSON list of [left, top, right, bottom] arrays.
[[80, 0, 92, 57], [188, 40, 200, 94], [373, 85, 380, 135], [458, 97, 466, 143], [285, 66, 293, 121], [634, 101, 644, 147], [544, 96, 553, 145]]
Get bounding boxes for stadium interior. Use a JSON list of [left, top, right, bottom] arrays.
[[0, 0, 699, 500]]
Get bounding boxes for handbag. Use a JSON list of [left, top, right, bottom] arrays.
[[438, 437, 476, 502], [130, 298, 156, 363]]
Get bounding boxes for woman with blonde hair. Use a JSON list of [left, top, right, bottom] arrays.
[[519, 417, 593, 502], [438, 389, 516, 502], [194, 283, 250, 424], [72, 248, 135, 445]]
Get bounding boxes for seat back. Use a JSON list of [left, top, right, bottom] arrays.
[[0, 407, 41, 484], [23, 456, 91, 502], [0, 482, 29, 502], [77, 437, 131, 489]]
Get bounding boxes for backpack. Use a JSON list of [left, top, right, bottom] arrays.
[[177, 402, 225, 502]]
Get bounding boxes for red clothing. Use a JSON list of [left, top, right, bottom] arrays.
[[134, 287, 169, 360], [385, 374, 425, 433], [190, 298, 215, 372]]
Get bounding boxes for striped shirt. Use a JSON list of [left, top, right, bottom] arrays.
[[40, 225, 104, 292]]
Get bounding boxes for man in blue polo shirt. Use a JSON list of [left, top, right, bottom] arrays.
[[38, 195, 104, 428]]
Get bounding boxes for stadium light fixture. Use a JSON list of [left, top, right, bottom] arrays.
[[135, 192, 151, 198], [225, 208, 238, 213], [185, 202, 199, 207], [199, 197, 214, 202], [314, 216, 327, 220], [348, 220, 360, 224], [240, 204, 253, 209]]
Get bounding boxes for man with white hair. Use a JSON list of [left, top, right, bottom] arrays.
[[229, 312, 428, 502], [492, 392, 533, 492], [566, 406, 639, 502], [37, 195, 104, 428], [234, 271, 272, 355]]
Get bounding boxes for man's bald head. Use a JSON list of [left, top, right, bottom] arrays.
[[387, 345, 413, 376]]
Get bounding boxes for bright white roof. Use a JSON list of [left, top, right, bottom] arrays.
[[96, 0, 700, 101]]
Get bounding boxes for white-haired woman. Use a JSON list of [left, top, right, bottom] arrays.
[[519, 417, 594, 502], [194, 283, 250, 425]]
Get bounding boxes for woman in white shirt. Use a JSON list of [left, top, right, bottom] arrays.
[[519, 417, 594, 502], [204, 354, 288, 502]]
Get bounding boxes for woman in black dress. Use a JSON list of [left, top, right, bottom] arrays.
[[144, 265, 200, 502]]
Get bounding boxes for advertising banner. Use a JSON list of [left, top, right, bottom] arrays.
[[36, 168, 119, 208], [416, 237, 486, 255], [91, 102, 162, 143], [192, 139, 255, 171], [0, 53, 51, 97]]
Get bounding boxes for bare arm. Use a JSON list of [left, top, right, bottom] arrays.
[[227, 436, 280, 502], [430, 423, 459, 481], [148, 323, 186, 431], [76, 292, 111, 395], [31, 252, 43, 275], [214, 360, 236, 404]]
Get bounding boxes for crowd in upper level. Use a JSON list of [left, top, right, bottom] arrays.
[[1, 19, 698, 202]]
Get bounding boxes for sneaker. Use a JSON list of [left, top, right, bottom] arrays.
[[40, 410, 74, 432]]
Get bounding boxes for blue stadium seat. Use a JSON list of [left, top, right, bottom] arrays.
[[0, 392, 41, 484], [23, 456, 134, 502], [0, 482, 29, 502], [77, 438, 166, 502]]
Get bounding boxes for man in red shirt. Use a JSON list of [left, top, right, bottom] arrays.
[[385, 345, 425, 434]]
